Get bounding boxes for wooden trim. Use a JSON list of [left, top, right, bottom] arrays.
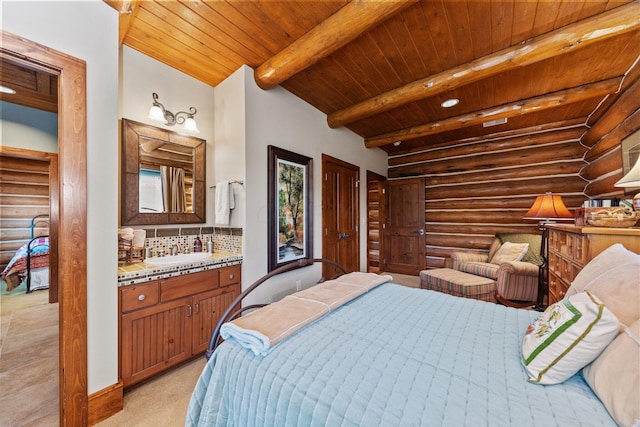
[[1, 30, 88, 426], [88, 381, 124, 426], [327, 1, 640, 128]]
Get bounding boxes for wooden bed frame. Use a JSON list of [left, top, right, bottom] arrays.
[[206, 258, 347, 359]]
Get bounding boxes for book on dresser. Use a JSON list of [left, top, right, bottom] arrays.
[[546, 225, 640, 304]]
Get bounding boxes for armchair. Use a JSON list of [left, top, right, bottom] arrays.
[[451, 234, 542, 308]]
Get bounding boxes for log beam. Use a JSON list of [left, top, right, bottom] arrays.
[[327, 1, 640, 128], [582, 71, 640, 147], [365, 77, 621, 148], [254, 0, 416, 90]]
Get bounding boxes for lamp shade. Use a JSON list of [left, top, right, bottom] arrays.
[[524, 192, 573, 221], [615, 156, 640, 187], [148, 105, 165, 122], [183, 116, 200, 133]]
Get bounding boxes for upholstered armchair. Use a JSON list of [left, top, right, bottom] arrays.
[[451, 234, 542, 307]]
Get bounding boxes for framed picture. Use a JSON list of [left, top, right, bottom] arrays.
[[267, 145, 313, 272]]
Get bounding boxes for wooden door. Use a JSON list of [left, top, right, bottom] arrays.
[[366, 171, 386, 273], [322, 154, 359, 279], [120, 297, 192, 387], [191, 286, 239, 355], [384, 178, 425, 275]]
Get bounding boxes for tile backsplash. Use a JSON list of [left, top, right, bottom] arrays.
[[141, 227, 242, 256]]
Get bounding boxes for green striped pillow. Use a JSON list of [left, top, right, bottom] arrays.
[[522, 291, 619, 384]]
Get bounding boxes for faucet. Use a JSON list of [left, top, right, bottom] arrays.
[[171, 243, 181, 256]]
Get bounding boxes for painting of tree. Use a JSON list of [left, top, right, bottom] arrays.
[[268, 145, 313, 272], [278, 160, 305, 261]]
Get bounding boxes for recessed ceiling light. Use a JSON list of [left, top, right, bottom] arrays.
[[441, 98, 459, 108], [0, 85, 16, 95]]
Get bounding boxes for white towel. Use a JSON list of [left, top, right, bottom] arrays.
[[215, 181, 234, 225]]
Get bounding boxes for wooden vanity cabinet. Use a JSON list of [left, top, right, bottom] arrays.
[[119, 265, 241, 387]]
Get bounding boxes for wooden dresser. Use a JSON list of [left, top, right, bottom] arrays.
[[547, 225, 640, 304]]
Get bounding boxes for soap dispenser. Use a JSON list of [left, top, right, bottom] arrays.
[[194, 236, 203, 253]]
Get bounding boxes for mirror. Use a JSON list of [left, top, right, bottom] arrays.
[[121, 119, 206, 225]]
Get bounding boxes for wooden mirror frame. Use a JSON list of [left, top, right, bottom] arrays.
[[121, 119, 206, 225]]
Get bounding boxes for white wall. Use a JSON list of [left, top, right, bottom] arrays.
[[238, 65, 388, 305], [0, 102, 58, 152], [213, 67, 246, 229], [120, 46, 217, 226], [3, 0, 120, 393]]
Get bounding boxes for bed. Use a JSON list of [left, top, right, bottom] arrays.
[[1, 214, 50, 293], [187, 251, 639, 427]]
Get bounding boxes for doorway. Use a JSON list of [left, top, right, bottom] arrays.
[[321, 154, 359, 279], [384, 177, 426, 275], [366, 171, 386, 273], [1, 30, 88, 425]]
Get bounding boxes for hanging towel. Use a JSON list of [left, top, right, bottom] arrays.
[[215, 181, 234, 225]]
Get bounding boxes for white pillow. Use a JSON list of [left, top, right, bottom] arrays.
[[522, 291, 620, 384], [490, 242, 529, 264], [565, 243, 640, 327], [583, 320, 640, 427]]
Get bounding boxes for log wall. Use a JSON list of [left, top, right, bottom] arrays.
[[582, 67, 640, 198], [0, 149, 56, 271], [384, 63, 639, 270], [388, 124, 589, 269]]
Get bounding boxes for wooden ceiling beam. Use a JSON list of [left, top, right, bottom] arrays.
[[254, 0, 416, 90], [329, 0, 640, 129], [364, 77, 622, 148]]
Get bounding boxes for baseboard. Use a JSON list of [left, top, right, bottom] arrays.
[[88, 380, 124, 426]]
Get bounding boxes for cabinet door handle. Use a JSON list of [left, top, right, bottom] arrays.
[[194, 303, 199, 314], [138, 294, 146, 301], [187, 305, 192, 317], [229, 274, 234, 280]]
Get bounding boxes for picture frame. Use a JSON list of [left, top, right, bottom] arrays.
[[267, 145, 313, 272]]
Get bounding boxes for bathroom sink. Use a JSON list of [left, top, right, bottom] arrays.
[[144, 252, 211, 266]]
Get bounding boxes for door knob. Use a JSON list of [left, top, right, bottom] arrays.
[[418, 229, 425, 236]]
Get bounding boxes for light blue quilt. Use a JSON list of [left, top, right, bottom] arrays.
[[186, 284, 615, 427]]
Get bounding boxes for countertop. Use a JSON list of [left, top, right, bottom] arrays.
[[117, 251, 243, 286]]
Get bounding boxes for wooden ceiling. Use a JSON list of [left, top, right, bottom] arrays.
[[0, 60, 58, 113], [72, 2, 640, 154]]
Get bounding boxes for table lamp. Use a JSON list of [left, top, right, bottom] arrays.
[[523, 193, 574, 310], [615, 155, 640, 211]]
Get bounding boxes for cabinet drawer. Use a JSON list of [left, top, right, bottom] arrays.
[[120, 282, 159, 313], [220, 264, 241, 287], [161, 269, 219, 302]]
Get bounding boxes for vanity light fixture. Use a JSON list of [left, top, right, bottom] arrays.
[[148, 92, 200, 133], [441, 98, 459, 108]]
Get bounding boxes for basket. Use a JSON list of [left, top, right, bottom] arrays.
[[586, 208, 639, 228]]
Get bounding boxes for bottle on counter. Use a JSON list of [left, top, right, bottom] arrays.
[[207, 237, 213, 253], [194, 236, 203, 253]]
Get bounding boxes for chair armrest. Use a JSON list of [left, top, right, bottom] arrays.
[[451, 252, 488, 270], [498, 261, 539, 276], [496, 261, 540, 301]]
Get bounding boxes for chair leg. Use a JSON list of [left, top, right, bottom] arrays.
[[495, 294, 536, 309]]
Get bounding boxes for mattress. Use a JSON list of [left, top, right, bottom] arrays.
[[187, 283, 615, 427]]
